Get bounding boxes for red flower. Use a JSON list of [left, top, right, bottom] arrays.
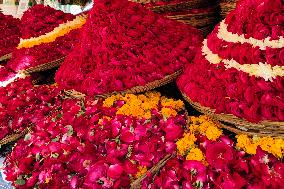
[[206, 142, 234, 170]]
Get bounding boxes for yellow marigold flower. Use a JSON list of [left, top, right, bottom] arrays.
[[103, 96, 116, 107], [186, 147, 204, 161], [161, 107, 177, 119], [135, 166, 147, 179], [45, 177, 51, 184], [176, 133, 197, 156], [245, 144, 257, 155], [205, 125, 222, 141], [236, 134, 252, 149]]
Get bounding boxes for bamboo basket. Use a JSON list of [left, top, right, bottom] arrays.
[[64, 69, 182, 99], [0, 53, 12, 62], [0, 127, 30, 146], [219, 0, 237, 19], [98, 69, 183, 98], [149, 0, 218, 13], [182, 93, 284, 138], [24, 56, 65, 73], [130, 154, 173, 189]]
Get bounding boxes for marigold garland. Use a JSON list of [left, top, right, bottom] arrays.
[[17, 14, 87, 49]]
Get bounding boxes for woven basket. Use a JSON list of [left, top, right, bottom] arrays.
[[97, 69, 183, 98], [0, 53, 12, 62], [24, 56, 65, 73], [149, 0, 218, 13], [0, 127, 30, 146], [219, 1, 237, 19], [64, 69, 182, 98], [130, 154, 173, 189], [182, 93, 284, 138]]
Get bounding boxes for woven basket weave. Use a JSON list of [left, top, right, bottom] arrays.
[[0, 53, 12, 62], [130, 154, 173, 189], [149, 0, 217, 13], [65, 69, 182, 98], [24, 56, 65, 73], [98, 69, 183, 98], [0, 127, 30, 146], [219, 0, 237, 19], [182, 93, 284, 138]]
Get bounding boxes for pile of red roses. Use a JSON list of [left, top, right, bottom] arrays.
[[20, 5, 74, 40], [177, 0, 284, 122], [0, 78, 61, 140], [141, 135, 284, 189], [0, 13, 20, 58], [7, 5, 81, 72], [4, 94, 187, 188], [225, 0, 283, 40], [55, 0, 202, 96]]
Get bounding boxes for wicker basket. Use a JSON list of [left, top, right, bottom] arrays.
[[24, 56, 65, 73], [98, 69, 183, 98], [182, 93, 284, 138], [0, 127, 30, 146], [149, 0, 218, 13], [64, 69, 182, 98], [0, 53, 12, 62], [219, 0, 237, 19], [130, 154, 173, 189]]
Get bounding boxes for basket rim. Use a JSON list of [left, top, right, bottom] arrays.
[[181, 93, 284, 138], [0, 127, 30, 147], [24, 56, 66, 73], [65, 69, 183, 99]]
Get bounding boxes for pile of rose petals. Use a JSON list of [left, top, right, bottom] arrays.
[[55, 0, 203, 96], [0, 13, 20, 58], [4, 92, 187, 188], [177, 0, 284, 122], [6, 5, 81, 72]]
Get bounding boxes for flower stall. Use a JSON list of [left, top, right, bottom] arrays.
[[0, 0, 283, 188]]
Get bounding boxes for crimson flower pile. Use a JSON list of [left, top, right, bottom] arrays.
[[140, 117, 284, 189], [177, 0, 284, 122], [0, 78, 61, 140], [4, 92, 187, 188], [55, 0, 202, 96], [143, 148, 284, 189], [0, 13, 20, 58], [7, 5, 81, 72]]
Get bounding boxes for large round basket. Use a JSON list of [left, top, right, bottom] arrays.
[[182, 93, 284, 138], [65, 69, 183, 98]]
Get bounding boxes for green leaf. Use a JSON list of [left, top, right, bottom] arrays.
[[15, 179, 26, 185], [51, 153, 59, 158], [52, 136, 60, 142], [24, 133, 31, 141], [65, 125, 73, 136]]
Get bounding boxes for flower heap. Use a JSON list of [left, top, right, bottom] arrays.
[[4, 92, 187, 188], [55, 0, 202, 96], [0, 78, 61, 141], [177, 0, 284, 122], [6, 5, 86, 72], [0, 13, 20, 59], [141, 115, 284, 188]]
